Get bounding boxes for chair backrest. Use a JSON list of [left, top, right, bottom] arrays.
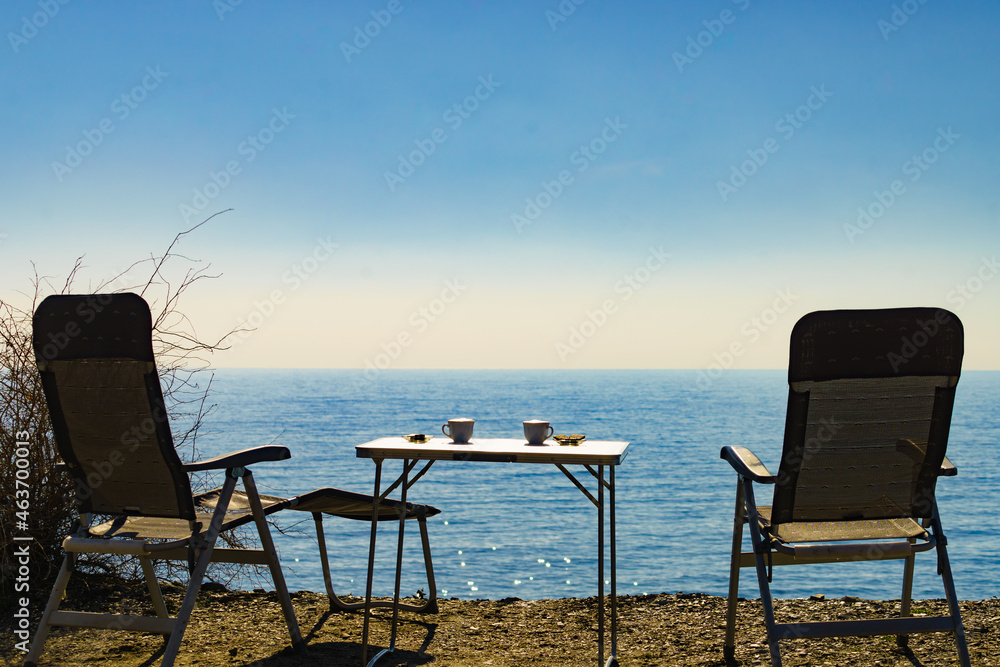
[[33, 293, 195, 520], [771, 308, 963, 526]]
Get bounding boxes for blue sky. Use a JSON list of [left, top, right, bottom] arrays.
[[2, 1, 998, 369]]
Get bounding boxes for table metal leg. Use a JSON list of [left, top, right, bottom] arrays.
[[387, 459, 410, 655], [598, 464, 605, 666], [361, 458, 435, 666], [361, 460, 382, 666], [556, 463, 620, 666], [606, 464, 618, 667]]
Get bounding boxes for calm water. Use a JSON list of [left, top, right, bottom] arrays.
[[191, 369, 999, 601]]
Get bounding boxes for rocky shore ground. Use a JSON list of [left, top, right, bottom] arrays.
[[3, 583, 997, 665]]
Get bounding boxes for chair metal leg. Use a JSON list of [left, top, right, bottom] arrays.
[[930, 512, 971, 667], [743, 480, 782, 667], [140, 555, 169, 618], [243, 470, 306, 654], [24, 552, 76, 666], [415, 512, 439, 614], [897, 545, 916, 648], [160, 473, 237, 666], [724, 477, 747, 662], [314, 511, 339, 603]]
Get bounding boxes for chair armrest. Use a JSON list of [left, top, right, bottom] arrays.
[[895, 439, 957, 476], [720, 446, 775, 483], [183, 445, 291, 472], [939, 455, 958, 476]]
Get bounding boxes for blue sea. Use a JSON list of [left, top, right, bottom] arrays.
[[191, 369, 999, 602]]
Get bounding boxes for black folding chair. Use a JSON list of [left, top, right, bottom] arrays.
[[26, 293, 439, 666], [721, 307, 971, 666]]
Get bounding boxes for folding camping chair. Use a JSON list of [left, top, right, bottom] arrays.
[[25, 293, 438, 667], [720, 307, 971, 666]]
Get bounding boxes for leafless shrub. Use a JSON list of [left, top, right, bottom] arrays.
[[1, 211, 254, 603]]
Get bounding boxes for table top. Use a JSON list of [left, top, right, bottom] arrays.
[[355, 437, 630, 465]]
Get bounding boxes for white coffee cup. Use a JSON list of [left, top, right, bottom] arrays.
[[442, 418, 474, 444], [523, 419, 554, 445]]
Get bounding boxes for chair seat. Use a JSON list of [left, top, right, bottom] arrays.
[[86, 486, 440, 542], [201, 486, 440, 521], [198, 486, 440, 521], [86, 490, 292, 541], [757, 506, 928, 543], [290, 487, 441, 521]]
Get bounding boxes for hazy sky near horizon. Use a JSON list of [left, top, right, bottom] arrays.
[[2, 1, 998, 370]]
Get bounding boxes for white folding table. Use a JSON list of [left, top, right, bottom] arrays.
[[355, 436, 630, 667]]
